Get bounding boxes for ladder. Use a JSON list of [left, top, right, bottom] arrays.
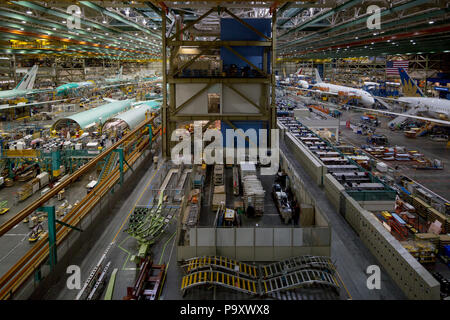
[[261, 269, 339, 295]]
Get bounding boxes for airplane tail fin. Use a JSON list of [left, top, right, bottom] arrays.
[[398, 67, 424, 97], [15, 65, 38, 90], [296, 68, 303, 75], [314, 68, 322, 83]]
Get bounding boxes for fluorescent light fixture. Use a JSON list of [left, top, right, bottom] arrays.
[[429, 21, 434, 24]]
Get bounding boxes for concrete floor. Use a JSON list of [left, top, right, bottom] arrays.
[[39, 146, 406, 300], [0, 169, 96, 278], [339, 110, 450, 200], [42, 158, 184, 300]]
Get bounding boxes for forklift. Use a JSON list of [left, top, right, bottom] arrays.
[[28, 222, 44, 243], [367, 134, 388, 146]]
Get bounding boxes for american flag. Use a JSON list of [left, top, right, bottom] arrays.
[[386, 60, 409, 75]]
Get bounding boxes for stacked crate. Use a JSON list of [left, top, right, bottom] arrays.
[[401, 240, 437, 264], [411, 195, 430, 219], [239, 162, 256, 180], [212, 184, 226, 212], [415, 233, 440, 249], [213, 165, 224, 186], [18, 182, 33, 202], [242, 175, 265, 216]]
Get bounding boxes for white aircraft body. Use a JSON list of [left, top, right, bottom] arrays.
[[312, 69, 375, 107], [359, 68, 450, 126]]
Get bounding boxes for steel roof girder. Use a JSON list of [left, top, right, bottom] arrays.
[[279, 0, 364, 39], [279, 0, 435, 49], [79, 1, 161, 40]]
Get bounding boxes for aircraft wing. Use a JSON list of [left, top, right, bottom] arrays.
[[373, 96, 394, 110], [280, 85, 339, 96], [297, 88, 340, 96], [28, 88, 54, 95], [103, 98, 117, 103], [351, 106, 450, 126], [0, 99, 70, 110], [100, 82, 134, 89], [375, 96, 401, 103]]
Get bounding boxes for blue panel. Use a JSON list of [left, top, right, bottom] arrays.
[[220, 19, 271, 41], [220, 19, 271, 75], [221, 120, 268, 148]]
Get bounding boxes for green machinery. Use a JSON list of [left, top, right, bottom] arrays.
[[125, 198, 179, 258]]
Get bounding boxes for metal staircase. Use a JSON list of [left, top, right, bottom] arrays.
[[180, 255, 340, 297], [181, 270, 259, 295], [261, 255, 336, 278], [97, 151, 118, 184], [388, 106, 424, 127], [261, 269, 339, 294]]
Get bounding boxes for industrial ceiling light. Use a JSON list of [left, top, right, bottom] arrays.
[[103, 20, 107, 24], [87, 28, 91, 31], [52, 27, 56, 30], [62, 20, 66, 24], [22, 21, 26, 24], [26, 10, 32, 14], [429, 21, 434, 24]]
